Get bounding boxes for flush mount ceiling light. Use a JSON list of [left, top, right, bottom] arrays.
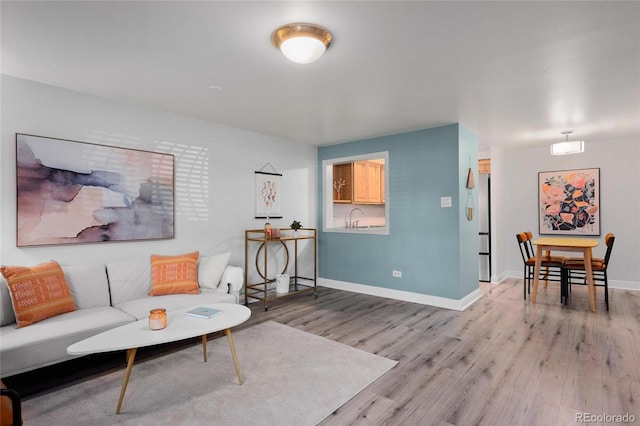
[[271, 23, 332, 64], [550, 131, 585, 155]]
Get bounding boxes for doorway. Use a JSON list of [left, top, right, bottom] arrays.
[[478, 160, 491, 282]]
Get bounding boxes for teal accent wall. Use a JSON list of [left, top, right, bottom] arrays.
[[458, 124, 480, 298], [318, 124, 478, 300]]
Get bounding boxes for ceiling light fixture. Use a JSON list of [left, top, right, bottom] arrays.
[[550, 131, 585, 155], [271, 23, 332, 64]]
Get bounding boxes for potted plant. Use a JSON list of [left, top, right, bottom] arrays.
[[290, 220, 302, 237]]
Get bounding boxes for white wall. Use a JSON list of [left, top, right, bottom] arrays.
[[3, 75, 637, 292], [489, 147, 507, 283], [0, 75, 317, 271], [497, 137, 640, 289]]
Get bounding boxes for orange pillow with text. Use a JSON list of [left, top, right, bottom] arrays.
[[149, 251, 200, 296], [0, 260, 76, 327]]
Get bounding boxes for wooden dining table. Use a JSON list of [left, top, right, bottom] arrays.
[[531, 237, 599, 312]]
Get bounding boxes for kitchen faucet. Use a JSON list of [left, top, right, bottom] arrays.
[[347, 207, 364, 228]]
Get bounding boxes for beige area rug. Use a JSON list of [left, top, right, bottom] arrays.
[[22, 321, 397, 425]]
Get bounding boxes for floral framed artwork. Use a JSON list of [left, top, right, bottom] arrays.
[[538, 168, 600, 235], [16, 134, 174, 246], [255, 171, 282, 219]]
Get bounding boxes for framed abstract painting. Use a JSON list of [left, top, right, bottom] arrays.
[[538, 168, 600, 236], [16, 134, 174, 246]]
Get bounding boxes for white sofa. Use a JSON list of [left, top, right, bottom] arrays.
[[0, 254, 243, 378]]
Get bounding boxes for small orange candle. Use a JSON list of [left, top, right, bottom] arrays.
[[149, 308, 167, 330]]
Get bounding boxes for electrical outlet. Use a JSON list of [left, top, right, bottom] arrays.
[[392, 270, 402, 278]]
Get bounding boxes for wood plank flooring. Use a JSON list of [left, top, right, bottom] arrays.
[[6, 278, 639, 425], [243, 278, 640, 425]]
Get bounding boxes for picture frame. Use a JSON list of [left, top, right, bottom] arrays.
[[538, 168, 600, 236], [16, 133, 175, 246], [255, 171, 282, 219]]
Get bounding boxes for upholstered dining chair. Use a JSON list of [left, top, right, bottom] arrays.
[[516, 231, 567, 302], [563, 233, 615, 311]]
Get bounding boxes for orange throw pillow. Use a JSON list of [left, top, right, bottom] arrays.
[[149, 251, 200, 296], [0, 260, 76, 327]]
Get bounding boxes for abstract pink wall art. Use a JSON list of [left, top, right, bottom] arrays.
[[16, 134, 174, 246], [538, 168, 600, 236]]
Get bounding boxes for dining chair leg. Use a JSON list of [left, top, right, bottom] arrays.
[[604, 272, 609, 311], [565, 269, 572, 303], [560, 269, 564, 304]]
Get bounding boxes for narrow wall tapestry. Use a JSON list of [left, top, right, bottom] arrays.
[[16, 134, 174, 246], [538, 168, 600, 236], [255, 168, 282, 219]]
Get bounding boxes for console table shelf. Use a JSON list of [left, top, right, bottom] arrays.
[[244, 227, 317, 310]]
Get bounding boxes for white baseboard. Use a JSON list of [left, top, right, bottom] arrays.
[[315, 275, 639, 311], [493, 271, 514, 284], [501, 272, 640, 291], [317, 278, 483, 311], [609, 279, 640, 291]]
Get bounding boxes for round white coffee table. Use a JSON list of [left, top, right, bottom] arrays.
[[68, 303, 251, 414]]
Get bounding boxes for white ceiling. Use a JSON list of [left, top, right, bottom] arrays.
[[2, 1, 639, 151]]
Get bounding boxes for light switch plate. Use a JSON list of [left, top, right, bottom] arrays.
[[441, 196, 452, 208]]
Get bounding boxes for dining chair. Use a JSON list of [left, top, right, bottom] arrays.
[[516, 231, 567, 302], [563, 233, 615, 311]]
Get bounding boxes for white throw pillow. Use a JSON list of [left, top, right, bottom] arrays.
[[62, 264, 111, 309], [198, 252, 231, 290], [105, 258, 152, 306], [0, 275, 17, 326]]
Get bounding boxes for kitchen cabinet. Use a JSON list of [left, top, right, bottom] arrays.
[[353, 161, 383, 204], [380, 165, 385, 203], [352, 161, 367, 203], [367, 162, 382, 203], [333, 161, 384, 204], [332, 163, 353, 203]]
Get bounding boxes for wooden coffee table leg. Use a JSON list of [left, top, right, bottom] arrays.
[[116, 348, 137, 414], [202, 335, 208, 362], [224, 328, 243, 385]]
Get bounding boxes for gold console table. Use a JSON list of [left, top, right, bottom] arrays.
[[244, 227, 317, 310]]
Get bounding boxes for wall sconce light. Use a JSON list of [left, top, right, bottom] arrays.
[[550, 131, 584, 155], [271, 23, 332, 64]]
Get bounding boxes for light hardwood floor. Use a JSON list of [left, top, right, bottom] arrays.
[[9, 278, 640, 425], [243, 278, 640, 425]]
